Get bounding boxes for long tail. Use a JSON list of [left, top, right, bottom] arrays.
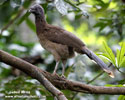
[[82, 46, 114, 78]]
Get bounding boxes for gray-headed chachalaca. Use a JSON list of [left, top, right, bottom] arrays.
[[29, 4, 114, 78]]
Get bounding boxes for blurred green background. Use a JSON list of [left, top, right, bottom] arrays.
[[0, 0, 125, 100]]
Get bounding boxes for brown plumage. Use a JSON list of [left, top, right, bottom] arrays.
[[29, 4, 114, 78]]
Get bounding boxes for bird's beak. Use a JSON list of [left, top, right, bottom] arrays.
[[29, 7, 35, 13]]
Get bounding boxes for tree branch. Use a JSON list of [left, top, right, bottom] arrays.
[[11, 54, 44, 76], [0, 50, 67, 100], [0, 50, 125, 95], [21, 54, 44, 64]]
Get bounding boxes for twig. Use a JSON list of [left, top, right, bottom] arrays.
[[87, 71, 104, 84], [87, 63, 112, 84], [21, 54, 44, 64], [64, 0, 81, 11], [71, 63, 112, 100], [0, 50, 125, 95], [116, 67, 125, 74]]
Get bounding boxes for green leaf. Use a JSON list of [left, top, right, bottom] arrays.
[[62, 90, 75, 99], [118, 79, 125, 84], [120, 57, 125, 67], [46, 96, 53, 100], [105, 84, 125, 87], [103, 41, 116, 66], [117, 49, 120, 67], [118, 95, 125, 100], [75, 14, 82, 20], [116, 42, 125, 67], [26, 18, 36, 32], [54, 0, 68, 15], [94, 22, 104, 28], [93, 22, 107, 32], [23, 0, 32, 8], [101, 53, 112, 61], [65, 65, 73, 77], [17, 11, 30, 25], [119, 42, 125, 67]]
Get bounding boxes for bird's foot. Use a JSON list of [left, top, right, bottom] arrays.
[[52, 72, 58, 76], [61, 74, 66, 79]]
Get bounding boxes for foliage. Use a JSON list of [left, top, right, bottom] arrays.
[[118, 95, 125, 100], [0, 0, 125, 100], [117, 42, 125, 68], [0, 76, 52, 100], [102, 41, 116, 66], [100, 42, 125, 74]]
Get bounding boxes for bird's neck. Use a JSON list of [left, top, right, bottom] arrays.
[[35, 14, 47, 33]]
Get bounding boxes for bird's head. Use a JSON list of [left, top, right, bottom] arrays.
[[29, 4, 44, 16]]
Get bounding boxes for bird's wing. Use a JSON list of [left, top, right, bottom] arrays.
[[44, 25, 85, 49]]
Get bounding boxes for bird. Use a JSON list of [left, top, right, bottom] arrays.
[[29, 4, 114, 78]]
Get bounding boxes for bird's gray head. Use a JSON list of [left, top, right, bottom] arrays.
[[29, 4, 44, 16]]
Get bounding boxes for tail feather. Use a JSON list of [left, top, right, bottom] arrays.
[[82, 46, 114, 78]]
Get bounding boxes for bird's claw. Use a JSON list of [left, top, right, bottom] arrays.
[[52, 72, 58, 76], [61, 74, 66, 79]]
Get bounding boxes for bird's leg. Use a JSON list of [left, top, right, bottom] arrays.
[[61, 60, 66, 78], [53, 61, 59, 75]]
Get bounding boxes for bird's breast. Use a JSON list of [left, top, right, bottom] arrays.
[[38, 34, 75, 59]]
